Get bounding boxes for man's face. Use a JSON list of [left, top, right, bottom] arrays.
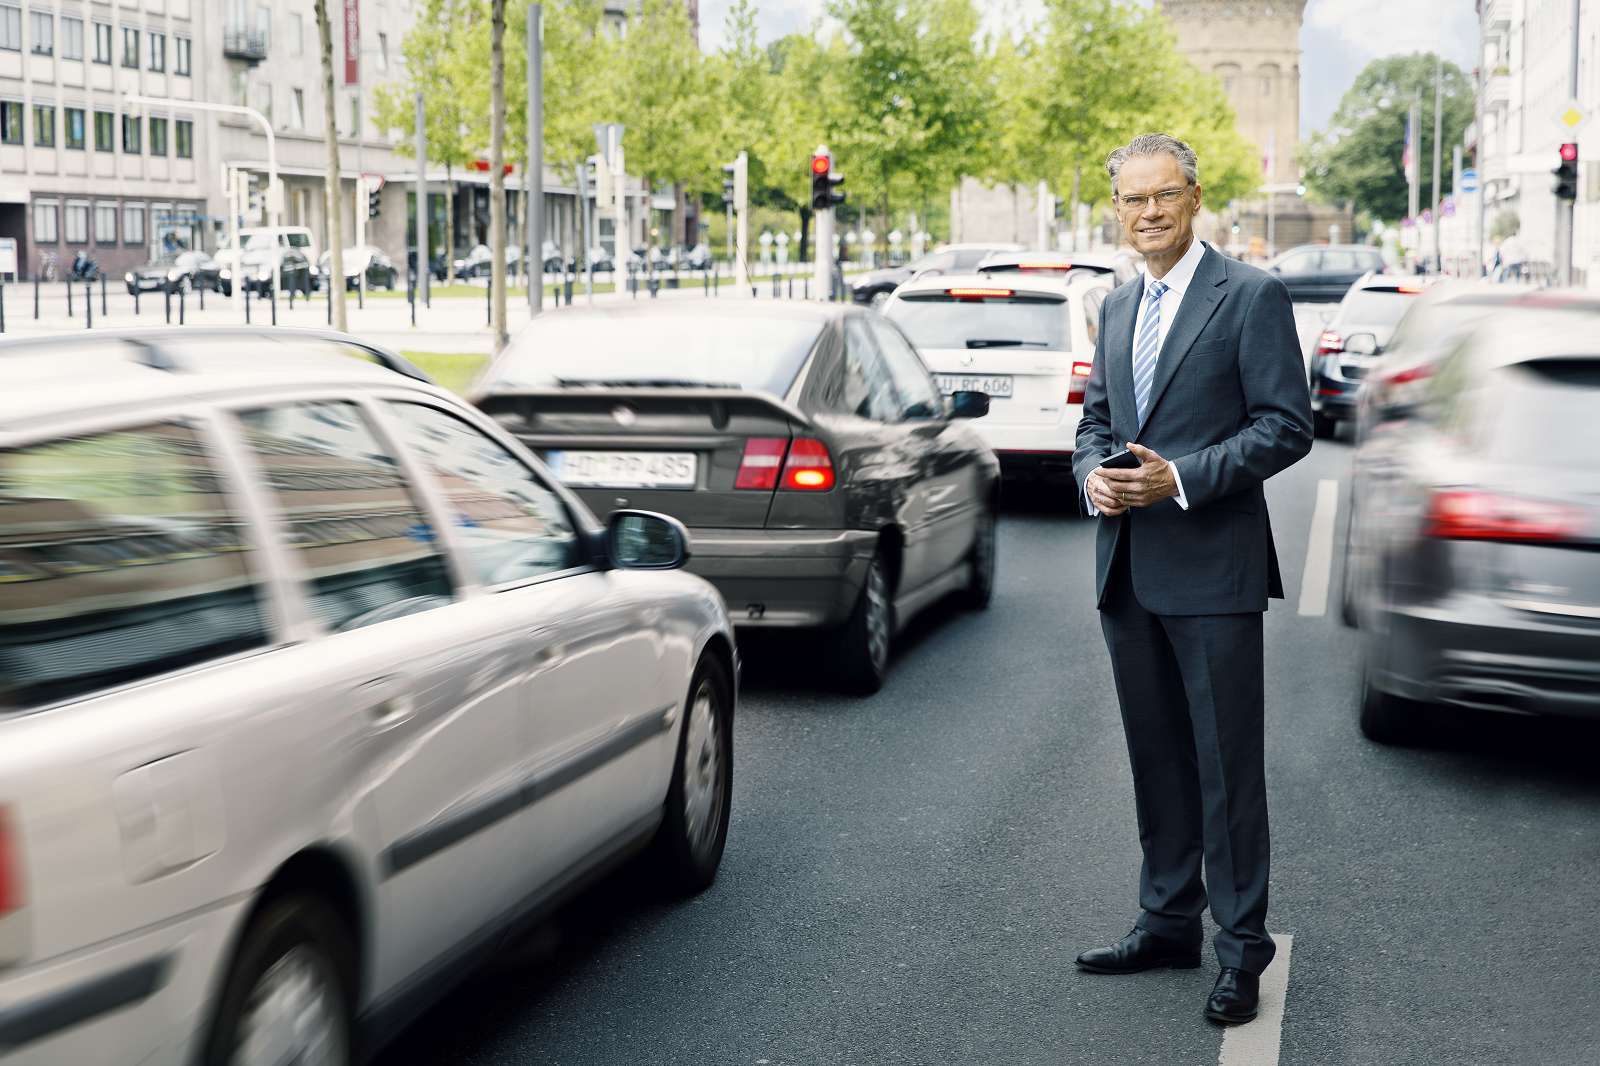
[[1115, 154, 1202, 259]]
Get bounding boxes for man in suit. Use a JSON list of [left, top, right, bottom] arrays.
[[1071, 134, 1312, 1025]]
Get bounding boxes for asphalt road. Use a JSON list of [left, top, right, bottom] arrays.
[[372, 311, 1600, 1066]]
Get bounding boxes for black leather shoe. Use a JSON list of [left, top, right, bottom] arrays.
[[1205, 967, 1260, 1024], [1075, 928, 1202, 974]]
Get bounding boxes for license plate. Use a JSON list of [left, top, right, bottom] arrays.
[[936, 374, 1014, 398], [544, 450, 697, 489]]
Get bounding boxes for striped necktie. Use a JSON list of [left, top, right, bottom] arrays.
[[1133, 279, 1168, 424]]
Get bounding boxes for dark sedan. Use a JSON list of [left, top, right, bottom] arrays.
[[124, 251, 221, 295], [218, 247, 313, 297], [1267, 243, 1387, 302], [849, 244, 1023, 308], [470, 302, 1000, 693], [1343, 294, 1600, 743], [317, 245, 400, 290]]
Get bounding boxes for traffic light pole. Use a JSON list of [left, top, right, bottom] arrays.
[[734, 151, 749, 293], [814, 207, 833, 302], [1558, 0, 1581, 286]]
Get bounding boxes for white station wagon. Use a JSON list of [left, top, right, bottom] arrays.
[[0, 328, 737, 1065]]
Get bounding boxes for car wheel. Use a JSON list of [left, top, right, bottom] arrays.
[[961, 504, 997, 610], [202, 895, 354, 1066], [1359, 667, 1419, 745], [650, 653, 733, 895], [1312, 409, 1338, 439], [126, 284, 138, 297], [836, 551, 893, 694]]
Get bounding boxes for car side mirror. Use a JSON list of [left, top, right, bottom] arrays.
[[948, 390, 990, 419], [1343, 332, 1379, 355], [606, 510, 691, 570]]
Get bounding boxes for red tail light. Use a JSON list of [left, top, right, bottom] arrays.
[[781, 438, 835, 491], [1315, 330, 1343, 357], [947, 287, 1014, 299], [1424, 490, 1583, 543], [0, 806, 21, 917], [1067, 361, 1093, 405], [735, 437, 787, 490]]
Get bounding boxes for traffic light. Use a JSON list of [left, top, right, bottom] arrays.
[[810, 149, 845, 211], [367, 179, 382, 219], [722, 161, 737, 208], [1553, 142, 1579, 201], [246, 174, 264, 221]]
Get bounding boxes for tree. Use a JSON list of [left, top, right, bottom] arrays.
[[489, 0, 508, 350], [314, 0, 346, 330], [1300, 53, 1475, 223]]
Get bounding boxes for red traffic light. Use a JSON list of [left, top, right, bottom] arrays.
[[1561, 142, 1579, 162], [811, 154, 831, 175]]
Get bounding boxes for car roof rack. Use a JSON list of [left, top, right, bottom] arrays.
[[0, 326, 434, 385]]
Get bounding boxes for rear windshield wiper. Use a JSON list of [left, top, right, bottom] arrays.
[[553, 377, 743, 389], [964, 339, 1049, 348]]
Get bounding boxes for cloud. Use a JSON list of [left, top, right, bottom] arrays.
[[1301, 0, 1479, 132]]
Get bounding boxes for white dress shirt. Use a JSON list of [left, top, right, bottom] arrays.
[[1086, 237, 1209, 515]]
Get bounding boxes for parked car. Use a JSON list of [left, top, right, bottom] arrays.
[[850, 243, 1025, 308], [1342, 295, 1600, 743], [884, 269, 1114, 490], [1307, 274, 1438, 437], [219, 225, 319, 266], [471, 302, 1001, 693], [1266, 243, 1386, 302], [454, 242, 522, 279], [542, 240, 571, 274], [684, 243, 714, 271], [318, 245, 401, 290], [217, 238, 313, 296], [584, 246, 616, 273], [973, 248, 1141, 287], [0, 326, 736, 1064], [124, 250, 222, 295]]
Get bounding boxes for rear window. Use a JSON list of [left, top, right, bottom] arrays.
[[1339, 288, 1418, 329], [1481, 360, 1600, 468], [886, 293, 1068, 351], [951, 249, 993, 270], [486, 313, 825, 397]]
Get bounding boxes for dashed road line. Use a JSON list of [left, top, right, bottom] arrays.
[[1297, 480, 1340, 617], [1217, 933, 1294, 1066]]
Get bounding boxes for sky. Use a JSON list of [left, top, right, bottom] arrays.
[[695, 0, 1481, 136]]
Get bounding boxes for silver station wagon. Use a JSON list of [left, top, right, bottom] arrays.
[[0, 328, 737, 1065]]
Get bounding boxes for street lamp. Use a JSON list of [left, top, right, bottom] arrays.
[[125, 94, 281, 301]]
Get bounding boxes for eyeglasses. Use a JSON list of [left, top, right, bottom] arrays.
[[1116, 187, 1192, 212]]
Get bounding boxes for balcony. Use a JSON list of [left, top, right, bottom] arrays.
[[1484, 0, 1511, 34], [223, 29, 268, 63]]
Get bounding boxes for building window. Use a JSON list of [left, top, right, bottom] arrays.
[[122, 26, 138, 68], [93, 110, 114, 152], [0, 5, 19, 52], [64, 202, 89, 244], [175, 119, 192, 159], [123, 203, 145, 246], [34, 201, 59, 244], [254, 82, 272, 125], [174, 35, 190, 76], [149, 116, 167, 155], [149, 31, 165, 72], [349, 97, 360, 140], [61, 16, 82, 60], [0, 101, 20, 145], [93, 21, 111, 64], [377, 32, 388, 71], [290, 12, 302, 56], [65, 107, 85, 149], [29, 11, 51, 55], [94, 203, 117, 244], [290, 88, 304, 130], [32, 103, 54, 147], [122, 113, 141, 154]]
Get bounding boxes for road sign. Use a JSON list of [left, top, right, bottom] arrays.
[[1460, 167, 1478, 193], [0, 237, 16, 278], [1556, 98, 1589, 134]]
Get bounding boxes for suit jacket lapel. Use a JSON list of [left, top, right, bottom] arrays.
[[1107, 279, 1142, 437], [1137, 246, 1228, 436]]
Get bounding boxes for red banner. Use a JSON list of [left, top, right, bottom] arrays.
[[343, 0, 359, 86]]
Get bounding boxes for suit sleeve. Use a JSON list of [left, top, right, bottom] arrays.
[[1169, 275, 1312, 508], [1072, 296, 1116, 504]]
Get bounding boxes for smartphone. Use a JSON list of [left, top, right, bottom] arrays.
[[1099, 448, 1141, 470]]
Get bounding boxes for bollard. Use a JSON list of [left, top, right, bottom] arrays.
[[245, 284, 252, 324], [270, 283, 277, 325], [100, 274, 107, 316], [704, 270, 710, 297], [289, 283, 295, 309], [325, 284, 332, 325], [564, 275, 574, 306], [409, 277, 416, 327], [773, 273, 780, 298], [67, 279, 73, 317], [788, 276, 794, 299], [85, 282, 93, 328], [0, 279, 6, 334], [804, 277, 810, 300], [33, 275, 39, 319], [198, 284, 204, 311], [179, 287, 186, 325], [356, 280, 363, 310], [165, 288, 172, 324], [134, 287, 140, 316]]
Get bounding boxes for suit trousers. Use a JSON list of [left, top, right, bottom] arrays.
[[1098, 530, 1277, 976]]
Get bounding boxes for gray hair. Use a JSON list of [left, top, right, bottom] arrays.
[[1106, 134, 1199, 193]]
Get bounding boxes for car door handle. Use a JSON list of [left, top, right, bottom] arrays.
[[357, 674, 414, 730]]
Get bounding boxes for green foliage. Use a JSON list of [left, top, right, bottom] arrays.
[[1490, 209, 1520, 241], [617, 0, 717, 190], [1300, 53, 1475, 222]]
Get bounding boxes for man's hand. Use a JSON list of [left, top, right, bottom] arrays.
[[1094, 442, 1178, 510], [1084, 470, 1128, 516]]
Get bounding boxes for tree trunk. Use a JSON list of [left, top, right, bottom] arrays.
[[314, 0, 345, 330], [445, 162, 456, 284], [489, 0, 508, 349]]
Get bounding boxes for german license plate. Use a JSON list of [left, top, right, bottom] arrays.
[[936, 374, 1014, 398], [544, 450, 697, 489]]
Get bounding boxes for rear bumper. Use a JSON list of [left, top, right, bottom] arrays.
[[1373, 597, 1600, 719], [971, 416, 1079, 482], [687, 527, 878, 629], [1311, 373, 1360, 417]]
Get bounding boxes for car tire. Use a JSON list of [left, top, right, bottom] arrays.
[[1359, 669, 1418, 745], [650, 653, 734, 896], [202, 895, 354, 1066], [126, 284, 138, 297], [1312, 409, 1338, 439], [961, 504, 997, 610], [836, 551, 893, 695]]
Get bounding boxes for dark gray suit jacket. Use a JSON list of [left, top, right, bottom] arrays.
[[1072, 243, 1313, 615]]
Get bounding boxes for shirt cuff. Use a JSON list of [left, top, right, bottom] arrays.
[[1169, 461, 1189, 510]]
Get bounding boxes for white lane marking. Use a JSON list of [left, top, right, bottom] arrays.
[[1218, 933, 1294, 1066], [1297, 480, 1339, 617]]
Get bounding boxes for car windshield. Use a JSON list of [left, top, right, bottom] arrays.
[[886, 294, 1068, 350], [243, 234, 276, 252], [1339, 289, 1418, 330], [487, 313, 826, 396]]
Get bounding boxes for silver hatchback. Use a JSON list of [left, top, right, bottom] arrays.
[[0, 329, 737, 1065]]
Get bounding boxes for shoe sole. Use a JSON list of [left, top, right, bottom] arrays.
[[1075, 956, 1203, 975], [1205, 1007, 1259, 1025]]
